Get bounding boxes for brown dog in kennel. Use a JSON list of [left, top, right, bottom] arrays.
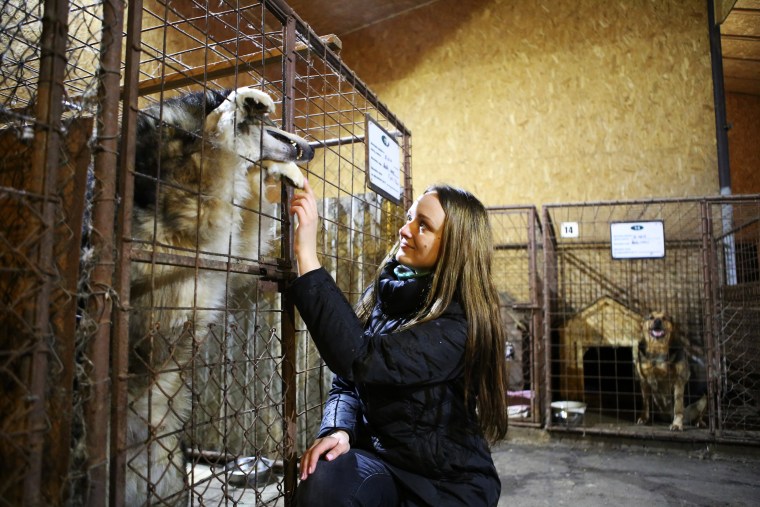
[[127, 87, 313, 505], [633, 311, 706, 431]]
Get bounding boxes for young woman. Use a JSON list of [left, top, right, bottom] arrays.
[[288, 180, 508, 506]]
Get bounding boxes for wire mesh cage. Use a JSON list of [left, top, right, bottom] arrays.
[[488, 207, 544, 426], [290, 36, 413, 451], [707, 197, 760, 440], [543, 197, 760, 443], [543, 199, 712, 438], [118, 2, 412, 506], [1, 0, 411, 505], [1, 0, 113, 504]]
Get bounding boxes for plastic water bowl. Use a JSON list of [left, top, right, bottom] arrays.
[[550, 401, 586, 427]]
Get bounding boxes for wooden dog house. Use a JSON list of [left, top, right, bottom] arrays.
[[560, 296, 642, 401]]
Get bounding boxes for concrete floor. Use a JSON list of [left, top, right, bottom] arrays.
[[188, 427, 760, 506], [493, 428, 760, 507]]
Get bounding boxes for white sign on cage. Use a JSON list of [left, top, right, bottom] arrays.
[[560, 222, 579, 238], [365, 115, 402, 204], [610, 221, 665, 259]]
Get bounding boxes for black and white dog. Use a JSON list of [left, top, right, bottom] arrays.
[[126, 87, 313, 505]]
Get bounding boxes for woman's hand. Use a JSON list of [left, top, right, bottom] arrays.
[[290, 179, 321, 276], [299, 430, 350, 480]]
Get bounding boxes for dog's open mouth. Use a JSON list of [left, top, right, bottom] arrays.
[[290, 140, 306, 160], [650, 328, 666, 339]]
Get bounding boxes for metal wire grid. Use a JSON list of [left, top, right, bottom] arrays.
[[707, 197, 760, 439], [113, 4, 406, 507], [542, 199, 712, 439], [4, 4, 752, 507], [289, 20, 412, 461], [0, 0, 411, 504], [1, 1, 45, 117], [115, 4, 290, 506], [1, 0, 115, 504], [115, 2, 413, 506], [488, 207, 545, 427], [1, 0, 103, 121]]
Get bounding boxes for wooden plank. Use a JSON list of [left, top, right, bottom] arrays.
[[135, 34, 341, 96]]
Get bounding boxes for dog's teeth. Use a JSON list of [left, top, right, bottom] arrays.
[[290, 140, 303, 159]]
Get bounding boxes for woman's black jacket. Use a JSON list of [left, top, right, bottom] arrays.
[[288, 264, 500, 506]]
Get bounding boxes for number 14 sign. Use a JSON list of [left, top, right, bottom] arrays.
[[560, 222, 579, 238]]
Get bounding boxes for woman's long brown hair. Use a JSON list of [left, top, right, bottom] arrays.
[[357, 184, 509, 442]]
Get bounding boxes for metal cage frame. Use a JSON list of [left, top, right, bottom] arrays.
[[542, 195, 760, 445], [1, 0, 413, 505]]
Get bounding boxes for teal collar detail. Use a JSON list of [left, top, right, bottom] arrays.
[[393, 264, 431, 280]]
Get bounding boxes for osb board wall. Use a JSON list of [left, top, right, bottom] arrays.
[[726, 93, 760, 194], [338, 0, 719, 206]]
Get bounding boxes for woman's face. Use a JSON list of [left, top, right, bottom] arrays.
[[396, 192, 446, 270]]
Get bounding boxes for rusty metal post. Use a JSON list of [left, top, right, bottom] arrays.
[[24, 0, 69, 504], [281, 14, 299, 507], [110, 0, 144, 504], [281, 283, 299, 507], [527, 208, 543, 426], [541, 207, 558, 428], [79, 1, 125, 504], [700, 199, 719, 436]]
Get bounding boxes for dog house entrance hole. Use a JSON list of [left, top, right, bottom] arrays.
[[583, 346, 637, 416]]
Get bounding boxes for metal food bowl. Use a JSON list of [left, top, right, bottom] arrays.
[[223, 456, 274, 488], [550, 401, 587, 427]]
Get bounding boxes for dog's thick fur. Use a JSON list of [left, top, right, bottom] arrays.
[[634, 311, 695, 431], [126, 87, 313, 506]]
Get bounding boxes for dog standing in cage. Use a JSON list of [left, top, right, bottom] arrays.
[[633, 311, 706, 431], [126, 87, 313, 505]]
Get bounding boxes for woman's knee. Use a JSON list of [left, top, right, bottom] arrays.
[[295, 450, 398, 507], [294, 457, 343, 506]]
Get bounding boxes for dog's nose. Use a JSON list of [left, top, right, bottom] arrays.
[[653, 318, 663, 328]]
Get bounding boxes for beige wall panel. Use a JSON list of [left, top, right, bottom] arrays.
[[727, 93, 760, 194], [722, 39, 760, 60], [715, 0, 739, 24], [339, 0, 719, 206], [721, 5, 760, 36]]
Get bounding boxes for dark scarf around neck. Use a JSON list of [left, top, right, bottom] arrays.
[[377, 261, 433, 316]]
